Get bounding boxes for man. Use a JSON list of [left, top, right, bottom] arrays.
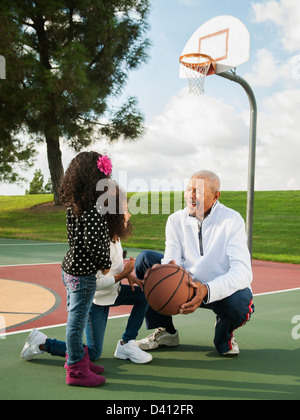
[[135, 170, 254, 356]]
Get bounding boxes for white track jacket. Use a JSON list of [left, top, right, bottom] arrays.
[[161, 201, 253, 304]]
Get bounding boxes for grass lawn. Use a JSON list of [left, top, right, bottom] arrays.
[[0, 191, 299, 263]]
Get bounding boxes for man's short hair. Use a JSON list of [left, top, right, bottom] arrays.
[[192, 170, 220, 192]]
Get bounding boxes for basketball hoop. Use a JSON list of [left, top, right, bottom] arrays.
[[179, 53, 216, 95]]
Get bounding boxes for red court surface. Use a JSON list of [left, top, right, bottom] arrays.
[[0, 260, 299, 334]]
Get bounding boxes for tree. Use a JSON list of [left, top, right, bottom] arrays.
[[43, 177, 53, 194], [25, 169, 53, 194], [0, 136, 36, 184], [0, 0, 150, 203], [26, 169, 44, 194]]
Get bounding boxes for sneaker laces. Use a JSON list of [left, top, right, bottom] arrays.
[[145, 327, 166, 342]]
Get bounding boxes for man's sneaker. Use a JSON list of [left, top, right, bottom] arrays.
[[136, 328, 179, 351], [20, 329, 47, 361], [114, 340, 153, 364], [222, 336, 239, 357]]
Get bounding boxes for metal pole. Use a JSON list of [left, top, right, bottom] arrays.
[[217, 71, 257, 256]]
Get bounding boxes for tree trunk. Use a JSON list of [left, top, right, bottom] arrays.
[[34, 13, 65, 206], [45, 133, 64, 206]]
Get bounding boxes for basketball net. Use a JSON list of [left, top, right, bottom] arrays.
[[179, 53, 214, 95]]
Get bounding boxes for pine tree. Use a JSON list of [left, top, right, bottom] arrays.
[[27, 169, 44, 194]]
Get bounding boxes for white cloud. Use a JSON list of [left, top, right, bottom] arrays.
[[251, 0, 300, 52], [243, 48, 297, 89], [243, 48, 285, 87], [1, 87, 299, 196], [108, 88, 300, 192], [254, 89, 300, 190], [101, 89, 252, 191]]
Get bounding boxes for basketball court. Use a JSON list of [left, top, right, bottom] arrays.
[[0, 238, 299, 401], [1, 13, 299, 402]]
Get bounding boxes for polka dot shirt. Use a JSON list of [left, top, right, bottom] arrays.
[[61, 205, 111, 276]]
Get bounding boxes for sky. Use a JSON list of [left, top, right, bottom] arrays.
[[1, 0, 300, 195]]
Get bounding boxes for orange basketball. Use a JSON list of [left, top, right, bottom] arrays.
[[144, 264, 195, 316]]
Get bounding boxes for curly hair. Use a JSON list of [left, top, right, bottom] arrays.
[[59, 151, 111, 216], [105, 183, 132, 242], [60, 152, 131, 241]]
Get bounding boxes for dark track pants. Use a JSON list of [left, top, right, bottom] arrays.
[[135, 250, 254, 354]]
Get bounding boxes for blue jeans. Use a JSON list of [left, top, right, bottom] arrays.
[[85, 284, 149, 361], [135, 250, 254, 354], [44, 281, 148, 362], [62, 270, 97, 365]]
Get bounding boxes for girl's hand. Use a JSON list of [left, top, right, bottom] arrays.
[[127, 274, 144, 292], [113, 258, 136, 283], [124, 257, 135, 275]]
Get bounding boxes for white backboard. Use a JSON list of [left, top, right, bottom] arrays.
[[180, 15, 250, 76]]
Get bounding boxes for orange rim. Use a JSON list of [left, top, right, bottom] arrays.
[[179, 53, 216, 75]]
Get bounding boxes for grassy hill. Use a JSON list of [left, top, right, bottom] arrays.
[[0, 191, 299, 263]]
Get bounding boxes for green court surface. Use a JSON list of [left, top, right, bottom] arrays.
[[0, 238, 157, 266], [1, 290, 300, 400], [0, 238, 69, 266], [0, 238, 300, 401]]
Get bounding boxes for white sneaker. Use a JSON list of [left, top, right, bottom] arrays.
[[222, 336, 239, 357], [136, 328, 179, 350], [114, 340, 153, 364], [20, 329, 48, 361]]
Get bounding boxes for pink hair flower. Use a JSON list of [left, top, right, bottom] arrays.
[[97, 155, 112, 176]]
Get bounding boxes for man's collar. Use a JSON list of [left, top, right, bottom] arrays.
[[187, 200, 219, 223]]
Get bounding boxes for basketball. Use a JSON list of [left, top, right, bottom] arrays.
[[144, 264, 195, 316]]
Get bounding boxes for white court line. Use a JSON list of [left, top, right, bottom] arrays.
[[254, 287, 300, 296], [0, 262, 61, 268], [1, 287, 300, 339], [0, 314, 130, 338]]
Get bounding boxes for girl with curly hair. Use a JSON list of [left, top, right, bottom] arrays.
[[60, 151, 112, 387], [20, 154, 151, 385]]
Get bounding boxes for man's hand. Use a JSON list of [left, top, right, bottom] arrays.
[[179, 281, 208, 315]]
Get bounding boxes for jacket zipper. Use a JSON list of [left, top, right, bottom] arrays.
[[198, 222, 204, 256]]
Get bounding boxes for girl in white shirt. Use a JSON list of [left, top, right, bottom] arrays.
[[85, 232, 152, 364], [84, 185, 152, 364]]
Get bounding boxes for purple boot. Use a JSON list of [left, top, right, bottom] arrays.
[[65, 348, 106, 387], [66, 347, 105, 375]]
